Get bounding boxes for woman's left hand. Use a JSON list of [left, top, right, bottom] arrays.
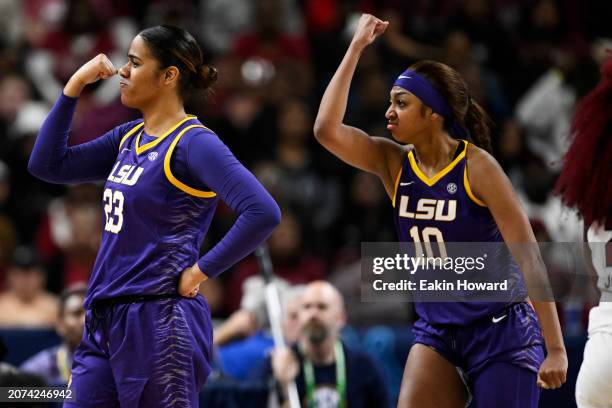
[[178, 264, 208, 297], [537, 348, 568, 389]]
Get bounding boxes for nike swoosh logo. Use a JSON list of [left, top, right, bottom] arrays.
[[400, 182, 414, 186], [121, 148, 131, 153], [398, 75, 412, 79], [492, 314, 508, 323]]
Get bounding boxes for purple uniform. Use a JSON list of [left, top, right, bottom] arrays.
[[393, 140, 544, 407], [85, 118, 218, 307], [29, 94, 281, 407]]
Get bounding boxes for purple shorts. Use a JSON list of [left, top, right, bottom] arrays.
[[64, 295, 213, 408], [413, 302, 545, 407]]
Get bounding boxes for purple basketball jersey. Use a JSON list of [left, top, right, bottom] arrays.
[[393, 140, 526, 324], [84, 116, 219, 308]]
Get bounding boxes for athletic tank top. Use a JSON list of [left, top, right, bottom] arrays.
[[392, 140, 526, 325]]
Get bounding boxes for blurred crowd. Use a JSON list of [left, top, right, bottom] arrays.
[[0, 0, 609, 335]]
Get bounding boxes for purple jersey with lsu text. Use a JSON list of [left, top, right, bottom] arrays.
[[85, 116, 218, 308], [393, 140, 527, 325]]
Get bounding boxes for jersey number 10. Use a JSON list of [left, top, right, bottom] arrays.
[[103, 188, 124, 234], [409, 226, 448, 259]]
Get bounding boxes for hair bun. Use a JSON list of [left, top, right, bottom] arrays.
[[195, 64, 217, 90]]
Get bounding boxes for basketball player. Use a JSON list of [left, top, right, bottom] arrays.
[[556, 58, 612, 408], [28, 26, 281, 407], [313, 14, 567, 407]]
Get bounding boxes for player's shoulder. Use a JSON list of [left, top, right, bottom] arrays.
[[115, 118, 144, 136], [172, 119, 228, 160], [177, 119, 222, 146], [373, 136, 410, 156], [465, 142, 502, 173], [180, 118, 218, 138]]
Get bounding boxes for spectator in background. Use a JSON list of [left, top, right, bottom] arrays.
[[214, 279, 304, 380], [515, 56, 576, 173], [35, 184, 102, 291], [226, 210, 326, 313], [20, 284, 86, 386], [515, 0, 567, 95], [381, 9, 440, 64], [252, 280, 389, 408], [228, 0, 311, 103], [257, 98, 341, 251], [440, 29, 511, 121], [200, 0, 254, 55], [446, 0, 515, 76], [25, 0, 137, 145], [0, 335, 48, 405], [494, 119, 528, 190], [333, 172, 395, 261], [215, 278, 299, 347], [201, 0, 303, 55], [329, 258, 412, 328], [5, 100, 65, 246], [0, 247, 58, 328], [351, 68, 391, 136], [0, 74, 33, 159], [0, 0, 22, 52]]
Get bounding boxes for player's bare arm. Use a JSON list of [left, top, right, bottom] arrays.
[[314, 14, 405, 199], [467, 144, 568, 390]]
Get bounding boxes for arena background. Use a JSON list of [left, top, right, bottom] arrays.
[[0, 0, 609, 406]]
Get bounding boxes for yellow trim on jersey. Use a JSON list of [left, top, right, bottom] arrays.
[[391, 165, 403, 208], [164, 124, 217, 198], [463, 166, 487, 207], [135, 116, 196, 155], [118, 121, 145, 149], [408, 140, 467, 186]]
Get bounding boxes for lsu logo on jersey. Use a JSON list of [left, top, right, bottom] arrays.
[[397, 195, 456, 221], [107, 163, 144, 186]]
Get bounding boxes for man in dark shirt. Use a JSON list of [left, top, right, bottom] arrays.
[[251, 280, 389, 408], [20, 284, 86, 386]]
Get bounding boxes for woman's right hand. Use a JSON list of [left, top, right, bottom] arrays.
[[350, 14, 389, 51], [64, 53, 118, 97]]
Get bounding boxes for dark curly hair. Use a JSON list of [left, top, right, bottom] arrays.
[[555, 57, 612, 227]]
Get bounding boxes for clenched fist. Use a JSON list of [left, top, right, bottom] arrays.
[[64, 53, 117, 97], [537, 348, 568, 389], [350, 14, 389, 51]]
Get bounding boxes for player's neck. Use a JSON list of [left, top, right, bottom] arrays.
[[412, 131, 459, 172], [141, 95, 187, 136], [302, 337, 336, 365]]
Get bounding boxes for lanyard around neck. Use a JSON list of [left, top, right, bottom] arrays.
[[56, 345, 71, 382], [303, 340, 346, 408]]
